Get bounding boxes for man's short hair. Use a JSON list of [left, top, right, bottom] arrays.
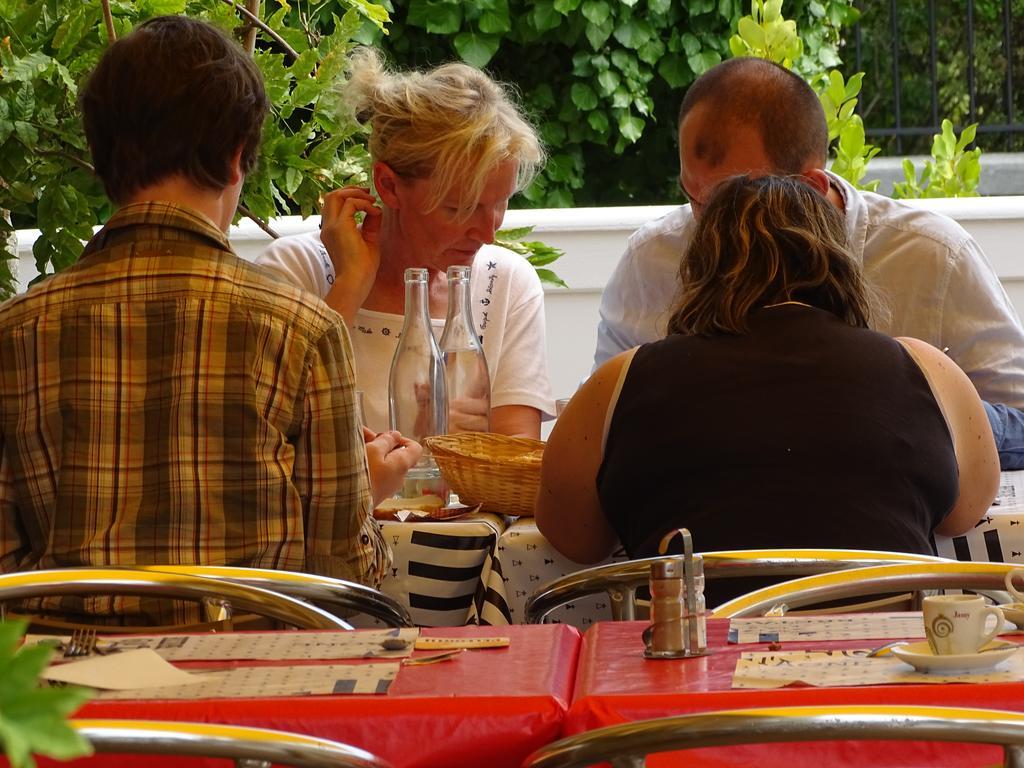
[[678, 58, 828, 173], [80, 15, 269, 204]]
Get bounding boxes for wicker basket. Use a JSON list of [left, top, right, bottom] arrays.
[[424, 432, 545, 517]]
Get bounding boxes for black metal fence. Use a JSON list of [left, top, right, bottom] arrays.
[[845, 0, 1024, 154]]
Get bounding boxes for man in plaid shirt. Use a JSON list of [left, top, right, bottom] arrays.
[[0, 16, 420, 623]]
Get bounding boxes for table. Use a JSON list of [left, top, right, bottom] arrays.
[[565, 618, 1024, 767], [354, 513, 509, 627], [362, 471, 1024, 630], [48, 624, 579, 768], [936, 471, 1024, 565], [494, 518, 627, 626]]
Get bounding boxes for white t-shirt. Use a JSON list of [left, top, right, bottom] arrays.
[[595, 171, 1024, 408], [256, 232, 555, 432]]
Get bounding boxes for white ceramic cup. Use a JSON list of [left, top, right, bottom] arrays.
[[922, 594, 1004, 655], [1005, 569, 1024, 602]]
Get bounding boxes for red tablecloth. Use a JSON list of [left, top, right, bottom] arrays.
[[566, 618, 1024, 767], [50, 624, 579, 768]]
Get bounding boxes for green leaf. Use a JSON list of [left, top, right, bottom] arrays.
[[581, 0, 610, 26], [496, 226, 535, 240], [0, 621, 93, 768], [612, 17, 653, 50], [535, 267, 569, 288], [737, 16, 766, 49], [584, 16, 613, 50], [546, 152, 577, 183], [3, 52, 53, 83], [554, 0, 582, 11], [587, 109, 609, 133], [479, 4, 511, 34], [287, 78, 318, 109], [12, 87, 34, 122], [617, 112, 644, 142], [658, 53, 692, 88], [571, 51, 595, 77], [283, 166, 302, 196], [596, 69, 620, 96], [546, 187, 575, 208], [289, 49, 318, 80], [406, 0, 463, 34], [13, 121, 38, 149], [637, 39, 665, 65], [453, 30, 500, 67], [570, 82, 598, 110], [530, 0, 562, 32], [52, 7, 91, 59], [138, 0, 187, 13], [687, 49, 721, 75]]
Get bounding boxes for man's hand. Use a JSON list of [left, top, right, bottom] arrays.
[[320, 187, 382, 325], [363, 426, 422, 507]]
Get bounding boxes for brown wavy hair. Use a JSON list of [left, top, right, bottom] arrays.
[[667, 175, 870, 336]]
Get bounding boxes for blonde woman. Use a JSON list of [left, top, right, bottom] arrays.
[[257, 49, 554, 438], [537, 175, 998, 605]]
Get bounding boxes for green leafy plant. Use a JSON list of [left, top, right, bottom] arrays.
[[893, 119, 982, 198], [814, 69, 880, 190], [728, 0, 802, 68], [365, 0, 855, 208], [0, 620, 93, 768], [728, 0, 981, 196], [495, 226, 567, 288], [0, 0, 564, 298], [0, 0, 387, 299], [846, 0, 1022, 156]]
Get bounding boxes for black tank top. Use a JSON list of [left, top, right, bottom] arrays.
[[597, 304, 959, 604]]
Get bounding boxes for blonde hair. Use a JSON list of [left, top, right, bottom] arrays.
[[341, 48, 544, 218], [668, 175, 872, 336]]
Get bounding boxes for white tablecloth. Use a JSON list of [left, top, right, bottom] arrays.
[[935, 471, 1024, 563], [355, 472, 1024, 629]]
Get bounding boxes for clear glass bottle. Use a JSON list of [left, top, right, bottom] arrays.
[[439, 265, 491, 433], [388, 267, 448, 499]]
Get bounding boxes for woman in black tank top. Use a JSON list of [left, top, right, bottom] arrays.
[[536, 175, 998, 606]]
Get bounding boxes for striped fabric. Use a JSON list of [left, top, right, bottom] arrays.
[[352, 515, 508, 628], [0, 203, 389, 622]]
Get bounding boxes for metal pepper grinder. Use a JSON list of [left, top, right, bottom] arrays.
[[643, 528, 708, 659]]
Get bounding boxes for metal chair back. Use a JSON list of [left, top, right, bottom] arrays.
[[713, 561, 1021, 618], [525, 549, 951, 623], [73, 719, 394, 768], [0, 567, 351, 630], [524, 705, 1024, 768], [130, 564, 413, 627]]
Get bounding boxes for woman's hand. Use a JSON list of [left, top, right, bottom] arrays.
[[363, 426, 422, 507], [320, 187, 383, 325]]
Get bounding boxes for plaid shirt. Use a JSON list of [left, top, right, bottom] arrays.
[[0, 203, 389, 621]]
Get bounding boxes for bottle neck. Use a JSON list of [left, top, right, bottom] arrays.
[[402, 277, 432, 333], [441, 275, 479, 349]]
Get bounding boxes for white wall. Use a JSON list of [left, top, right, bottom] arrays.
[[13, 196, 1024, 407]]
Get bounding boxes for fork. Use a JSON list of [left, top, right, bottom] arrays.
[[63, 627, 97, 658]]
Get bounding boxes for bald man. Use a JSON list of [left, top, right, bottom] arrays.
[[595, 57, 1024, 469]]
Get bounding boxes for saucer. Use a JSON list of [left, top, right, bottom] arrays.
[[890, 640, 1019, 674], [998, 602, 1024, 628]]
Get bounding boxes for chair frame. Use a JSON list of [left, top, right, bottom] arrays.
[[73, 718, 393, 768], [0, 568, 351, 630], [713, 561, 1021, 618], [525, 549, 952, 623], [524, 705, 1024, 768], [128, 564, 413, 627]]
